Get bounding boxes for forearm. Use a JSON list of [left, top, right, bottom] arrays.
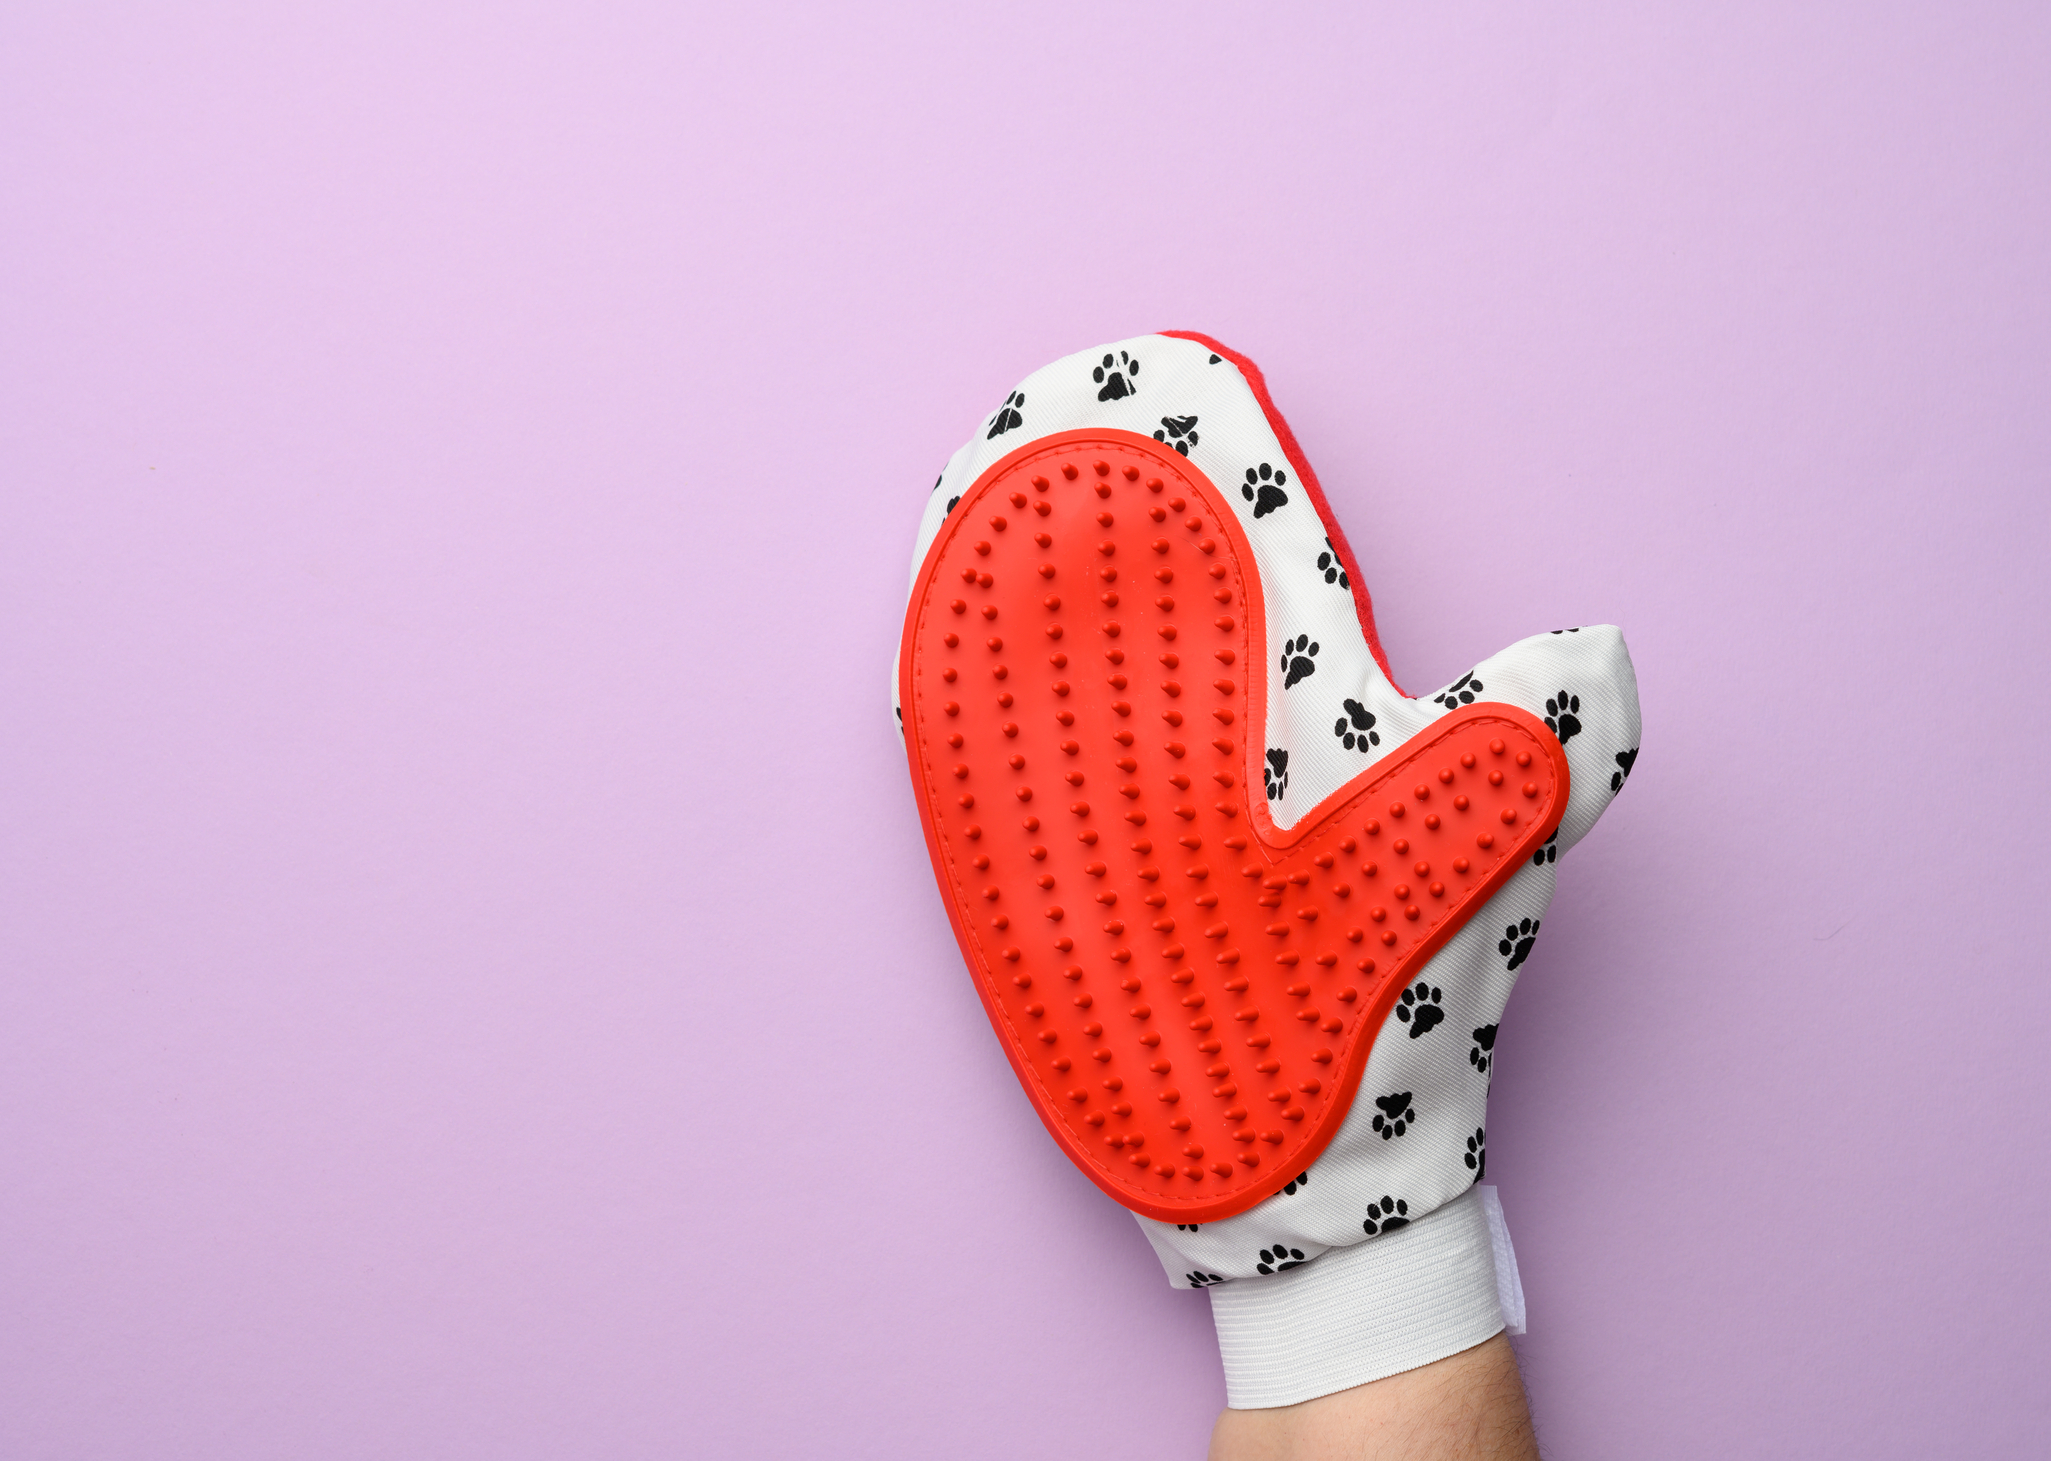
[[1207, 1333, 1537, 1461]]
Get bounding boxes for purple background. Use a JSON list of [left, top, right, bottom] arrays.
[[5, 5, 2048, 1457]]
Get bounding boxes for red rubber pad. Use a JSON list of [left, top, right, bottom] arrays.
[[900, 431, 1571, 1223]]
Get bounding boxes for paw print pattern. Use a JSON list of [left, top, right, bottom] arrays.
[[1395, 982, 1444, 1038], [1093, 350, 1140, 402], [1281, 1171, 1310, 1196], [1434, 672, 1484, 708], [1499, 918, 1540, 971], [1263, 748, 1289, 802], [1186, 1270, 1225, 1288], [1175, 1222, 1202, 1232], [1531, 829, 1557, 866], [1153, 415, 1199, 455], [1256, 1244, 1308, 1275], [1464, 1127, 1487, 1182], [1545, 690, 1583, 746], [1241, 462, 1289, 518], [1280, 634, 1318, 689], [1315, 536, 1349, 588], [1334, 698, 1379, 753], [1469, 1024, 1497, 1075], [1371, 1091, 1415, 1139], [985, 390, 1025, 439], [1362, 1196, 1411, 1236], [1612, 746, 1639, 793]]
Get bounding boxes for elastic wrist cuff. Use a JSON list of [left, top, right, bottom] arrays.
[[1207, 1188, 1505, 1410]]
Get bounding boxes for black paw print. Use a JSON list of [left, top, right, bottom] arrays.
[[1395, 982, 1444, 1038], [1612, 746, 1639, 793], [1241, 462, 1289, 518], [1281, 1171, 1309, 1196], [1186, 1270, 1225, 1288], [1544, 690, 1582, 746], [1153, 415, 1199, 455], [1499, 918, 1540, 971], [1255, 1244, 1307, 1275], [1362, 1196, 1410, 1236], [1531, 829, 1557, 867], [1175, 1222, 1202, 1232], [1093, 350, 1140, 402], [1280, 634, 1318, 689], [1315, 536, 1348, 588], [985, 390, 1025, 439], [1334, 698, 1379, 753], [1371, 1091, 1415, 1139], [1434, 672, 1483, 708], [1263, 748, 1289, 802], [1469, 1024, 1497, 1075], [1464, 1127, 1486, 1182]]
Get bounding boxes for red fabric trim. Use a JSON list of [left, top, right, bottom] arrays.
[[1160, 330, 1406, 696]]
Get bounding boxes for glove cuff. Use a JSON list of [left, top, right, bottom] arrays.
[[1207, 1187, 1504, 1409]]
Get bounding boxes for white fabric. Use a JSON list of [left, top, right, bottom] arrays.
[[899, 333, 1638, 1400], [1207, 1188, 1504, 1409], [1476, 1186, 1526, 1336]]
